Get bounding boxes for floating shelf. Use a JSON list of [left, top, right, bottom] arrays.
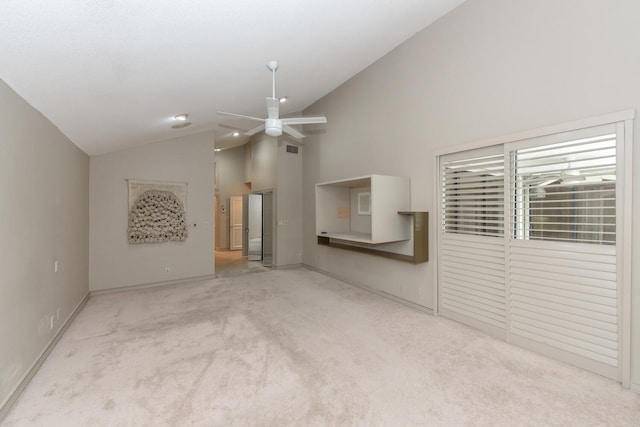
[[317, 211, 428, 263]]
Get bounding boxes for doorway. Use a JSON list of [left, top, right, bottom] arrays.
[[214, 191, 274, 276]]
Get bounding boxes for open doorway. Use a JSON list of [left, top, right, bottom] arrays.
[[214, 191, 273, 276], [213, 138, 276, 276]]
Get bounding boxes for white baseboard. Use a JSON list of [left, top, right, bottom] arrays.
[[273, 263, 303, 270], [0, 292, 90, 422], [90, 274, 218, 296], [303, 264, 433, 315]]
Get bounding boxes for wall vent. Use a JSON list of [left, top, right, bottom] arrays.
[[286, 145, 299, 154]]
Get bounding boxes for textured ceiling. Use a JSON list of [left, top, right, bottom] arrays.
[[0, 0, 466, 155]]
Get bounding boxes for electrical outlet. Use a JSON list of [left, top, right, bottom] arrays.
[[54, 260, 59, 273], [164, 267, 171, 275]]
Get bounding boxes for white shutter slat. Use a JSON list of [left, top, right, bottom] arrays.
[[440, 298, 506, 329], [510, 293, 617, 323], [510, 300, 617, 332], [510, 311, 617, 342], [441, 254, 504, 271], [442, 251, 504, 268], [509, 276, 616, 297], [511, 287, 616, 315], [440, 276, 505, 299], [509, 261, 616, 282], [509, 267, 615, 289], [510, 249, 615, 271], [510, 280, 616, 306], [442, 260, 504, 282], [441, 287, 506, 311]]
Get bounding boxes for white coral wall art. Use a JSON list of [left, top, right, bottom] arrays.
[[127, 179, 188, 244]]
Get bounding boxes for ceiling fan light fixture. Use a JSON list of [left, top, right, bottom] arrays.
[[232, 131, 240, 137], [279, 96, 287, 103], [174, 113, 188, 121], [265, 118, 283, 137]]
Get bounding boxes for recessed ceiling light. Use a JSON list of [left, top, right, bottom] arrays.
[[232, 131, 240, 137], [174, 113, 188, 121], [214, 148, 222, 152], [279, 97, 287, 103], [171, 121, 192, 129]]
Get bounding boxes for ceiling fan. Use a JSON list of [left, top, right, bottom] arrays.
[[218, 60, 327, 139]]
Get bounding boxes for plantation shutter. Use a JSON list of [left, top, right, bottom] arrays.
[[437, 116, 630, 383], [438, 146, 507, 337], [506, 124, 620, 379]]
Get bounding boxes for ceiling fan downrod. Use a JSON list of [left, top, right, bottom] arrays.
[[267, 60, 279, 99]]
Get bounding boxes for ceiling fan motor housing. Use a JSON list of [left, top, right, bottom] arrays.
[[265, 118, 283, 137]]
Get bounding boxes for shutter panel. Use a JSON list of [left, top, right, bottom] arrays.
[[507, 124, 620, 379], [438, 149, 506, 337]]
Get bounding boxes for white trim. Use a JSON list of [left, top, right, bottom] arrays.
[[620, 119, 633, 388], [90, 274, 217, 296], [0, 292, 90, 422], [433, 154, 440, 315], [503, 146, 512, 343], [434, 110, 635, 157]]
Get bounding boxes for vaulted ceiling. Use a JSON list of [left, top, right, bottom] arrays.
[[0, 0, 466, 155]]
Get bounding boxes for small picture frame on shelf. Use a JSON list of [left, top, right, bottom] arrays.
[[358, 191, 371, 215]]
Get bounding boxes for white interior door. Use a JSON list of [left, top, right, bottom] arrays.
[[230, 196, 243, 250]]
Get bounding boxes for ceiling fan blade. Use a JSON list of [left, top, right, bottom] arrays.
[[282, 124, 305, 139], [217, 111, 264, 122], [281, 115, 327, 125], [245, 123, 266, 136], [266, 97, 279, 119], [218, 123, 251, 132]]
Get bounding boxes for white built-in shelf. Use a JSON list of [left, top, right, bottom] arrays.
[[316, 174, 411, 244]]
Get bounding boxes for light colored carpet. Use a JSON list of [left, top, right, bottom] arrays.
[[3, 268, 639, 426]]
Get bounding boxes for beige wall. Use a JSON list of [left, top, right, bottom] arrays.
[[0, 80, 89, 409], [303, 0, 640, 387], [275, 141, 303, 266], [215, 145, 250, 250], [250, 133, 277, 192], [90, 132, 215, 291]]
